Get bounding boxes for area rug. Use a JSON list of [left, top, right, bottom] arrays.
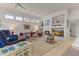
[[30, 37, 63, 56]]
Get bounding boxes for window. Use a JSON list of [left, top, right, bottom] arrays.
[[16, 16, 23, 21], [5, 15, 14, 19]]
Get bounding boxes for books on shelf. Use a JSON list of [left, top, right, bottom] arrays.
[[52, 14, 65, 27]]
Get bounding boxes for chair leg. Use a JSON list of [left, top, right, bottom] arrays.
[[50, 38, 56, 44]]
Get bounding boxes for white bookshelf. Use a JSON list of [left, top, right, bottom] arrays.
[[42, 9, 70, 40]]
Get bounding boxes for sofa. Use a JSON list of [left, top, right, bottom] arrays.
[[0, 30, 18, 47], [1, 30, 18, 42], [0, 31, 7, 48]]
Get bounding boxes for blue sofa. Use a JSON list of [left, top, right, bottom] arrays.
[[1, 30, 18, 42], [0, 31, 7, 48], [0, 30, 18, 47]]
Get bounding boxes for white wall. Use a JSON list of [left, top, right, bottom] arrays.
[[69, 8, 79, 38], [67, 8, 79, 48], [69, 8, 79, 20], [70, 22, 76, 37], [0, 10, 40, 35]]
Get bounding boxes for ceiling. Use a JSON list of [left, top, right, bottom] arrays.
[[0, 3, 79, 18]]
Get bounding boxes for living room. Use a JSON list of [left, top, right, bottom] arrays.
[[0, 3, 79, 56]]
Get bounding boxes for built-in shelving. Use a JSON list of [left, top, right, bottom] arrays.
[[42, 9, 70, 40], [52, 14, 64, 27]]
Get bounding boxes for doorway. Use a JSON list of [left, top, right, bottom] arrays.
[[70, 19, 79, 39]]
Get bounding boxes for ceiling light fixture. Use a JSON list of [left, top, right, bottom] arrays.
[[15, 3, 26, 10]]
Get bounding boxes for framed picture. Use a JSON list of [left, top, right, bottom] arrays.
[[44, 20, 50, 26], [24, 24, 30, 29]]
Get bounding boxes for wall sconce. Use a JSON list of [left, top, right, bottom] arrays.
[[24, 18, 30, 22]]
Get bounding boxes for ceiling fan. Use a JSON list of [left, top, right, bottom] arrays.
[[15, 3, 26, 10]]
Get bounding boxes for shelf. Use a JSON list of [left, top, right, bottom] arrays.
[[52, 14, 65, 28], [51, 26, 65, 28]]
